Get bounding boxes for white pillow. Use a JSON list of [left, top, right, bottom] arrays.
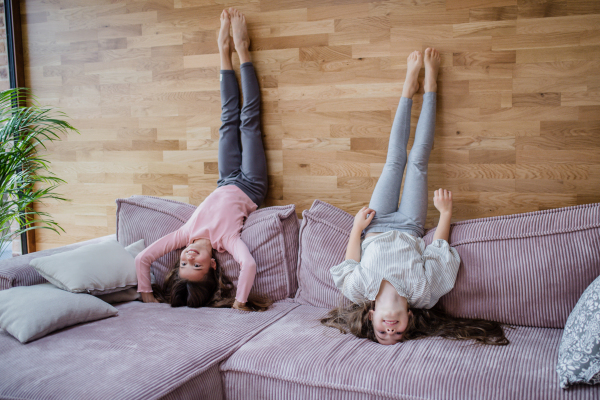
[[30, 239, 145, 295], [0, 283, 118, 343]]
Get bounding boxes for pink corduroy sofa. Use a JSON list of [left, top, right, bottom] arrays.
[[1, 196, 599, 400]]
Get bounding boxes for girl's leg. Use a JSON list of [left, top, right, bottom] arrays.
[[368, 51, 423, 217], [368, 98, 411, 215], [239, 62, 267, 189], [217, 10, 242, 181], [230, 9, 268, 206], [397, 48, 441, 233]]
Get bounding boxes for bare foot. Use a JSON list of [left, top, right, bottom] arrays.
[[229, 8, 251, 64], [402, 51, 422, 99], [424, 48, 440, 93], [218, 9, 233, 70]]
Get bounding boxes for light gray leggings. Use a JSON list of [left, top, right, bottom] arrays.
[[216, 62, 268, 207], [364, 92, 436, 238]]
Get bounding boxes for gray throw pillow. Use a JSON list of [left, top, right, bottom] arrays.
[[0, 283, 118, 343], [556, 275, 600, 389], [30, 239, 144, 295]]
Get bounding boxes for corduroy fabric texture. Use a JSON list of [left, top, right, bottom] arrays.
[[0, 301, 299, 400], [294, 200, 354, 309], [295, 200, 600, 328], [0, 235, 115, 291], [215, 205, 300, 301], [116, 196, 196, 287], [422, 202, 600, 328], [158, 364, 223, 400], [221, 305, 600, 400], [115, 196, 300, 301]]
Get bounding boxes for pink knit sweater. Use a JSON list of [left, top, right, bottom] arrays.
[[135, 185, 258, 303]]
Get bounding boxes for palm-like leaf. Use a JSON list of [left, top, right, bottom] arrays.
[[0, 88, 78, 253]]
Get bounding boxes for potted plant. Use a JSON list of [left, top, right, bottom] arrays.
[[0, 88, 78, 257]]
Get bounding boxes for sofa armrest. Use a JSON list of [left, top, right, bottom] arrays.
[[0, 235, 116, 290]]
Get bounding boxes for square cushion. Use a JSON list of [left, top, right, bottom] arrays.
[[556, 274, 600, 389], [0, 235, 116, 290], [294, 200, 354, 309], [30, 239, 144, 295], [215, 206, 300, 301], [422, 202, 600, 328], [116, 196, 300, 301], [0, 283, 118, 343], [221, 305, 600, 400]]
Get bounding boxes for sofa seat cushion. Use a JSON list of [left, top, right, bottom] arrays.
[[422, 202, 600, 328], [0, 301, 298, 400], [221, 305, 600, 400], [116, 196, 300, 301]]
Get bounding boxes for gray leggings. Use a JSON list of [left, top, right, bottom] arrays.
[[216, 62, 268, 207], [364, 92, 436, 238]]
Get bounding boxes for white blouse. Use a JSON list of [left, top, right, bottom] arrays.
[[330, 231, 461, 309]]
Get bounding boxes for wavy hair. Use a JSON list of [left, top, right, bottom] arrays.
[[152, 250, 272, 312], [321, 300, 510, 346]]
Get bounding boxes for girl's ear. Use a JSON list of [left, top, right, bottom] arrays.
[[368, 310, 374, 320], [408, 309, 413, 319], [210, 258, 217, 270]]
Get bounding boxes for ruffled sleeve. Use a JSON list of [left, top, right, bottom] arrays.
[[421, 239, 461, 308], [330, 259, 369, 304]]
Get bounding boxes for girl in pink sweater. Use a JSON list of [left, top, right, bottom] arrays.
[[135, 9, 270, 311]]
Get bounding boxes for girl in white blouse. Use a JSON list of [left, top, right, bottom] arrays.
[[322, 49, 508, 346]]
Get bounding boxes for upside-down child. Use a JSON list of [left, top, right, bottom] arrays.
[[135, 8, 270, 311], [322, 49, 509, 345]]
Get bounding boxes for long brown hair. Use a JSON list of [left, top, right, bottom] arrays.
[[152, 250, 272, 312], [321, 301, 510, 346]]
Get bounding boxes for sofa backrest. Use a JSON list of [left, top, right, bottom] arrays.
[[116, 195, 300, 302], [294, 200, 600, 329], [294, 200, 353, 309], [423, 202, 600, 328]]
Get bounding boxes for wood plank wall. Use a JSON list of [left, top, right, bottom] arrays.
[[20, 0, 600, 250]]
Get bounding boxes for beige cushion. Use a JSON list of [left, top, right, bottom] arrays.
[[30, 239, 144, 295], [0, 283, 118, 343]]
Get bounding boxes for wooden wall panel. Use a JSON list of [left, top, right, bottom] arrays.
[[18, 0, 600, 250]]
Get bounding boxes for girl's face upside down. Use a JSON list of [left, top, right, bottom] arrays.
[[369, 279, 413, 345], [179, 239, 216, 282]]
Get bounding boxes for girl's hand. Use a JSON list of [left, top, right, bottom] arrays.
[[433, 188, 453, 215], [232, 300, 245, 310], [140, 292, 159, 303], [353, 207, 375, 231]]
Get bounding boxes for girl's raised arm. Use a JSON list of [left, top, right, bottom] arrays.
[[135, 229, 188, 300], [224, 235, 257, 309], [432, 189, 452, 242], [346, 207, 375, 262]]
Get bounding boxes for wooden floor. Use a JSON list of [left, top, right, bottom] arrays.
[[20, 0, 600, 250]]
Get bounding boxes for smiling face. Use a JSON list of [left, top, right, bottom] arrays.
[[368, 280, 413, 345], [179, 239, 216, 282], [369, 307, 413, 345]]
